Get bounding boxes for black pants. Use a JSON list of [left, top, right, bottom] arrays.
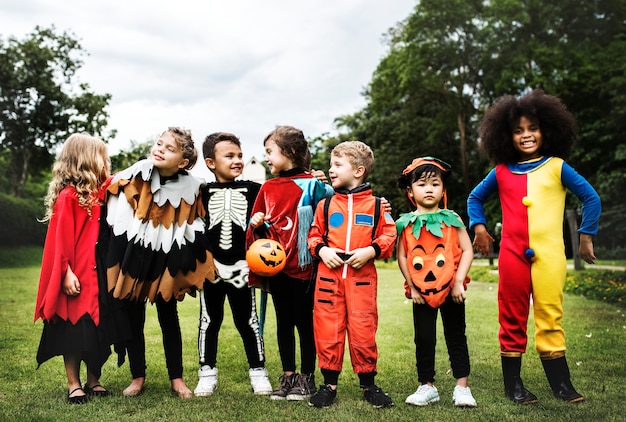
[[126, 296, 184, 380], [269, 272, 316, 374], [198, 280, 265, 368], [412, 294, 470, 383]]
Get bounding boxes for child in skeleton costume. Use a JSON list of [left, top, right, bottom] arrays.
[[307, 141, 397, 409], [396, 157, 476, 408], [105, 127, 216, 399], [468, 89, 601, 404], [248, 126, 334, 401], [193, 132, 272, 397]]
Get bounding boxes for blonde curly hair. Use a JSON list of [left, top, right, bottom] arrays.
[[42, 133, 109, 222]]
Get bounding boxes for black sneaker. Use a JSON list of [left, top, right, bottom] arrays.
[[363, 385, 394, 408], [309, 384, 336, 408], [270, 374, 294, 400], [286, 373, 316, 400]]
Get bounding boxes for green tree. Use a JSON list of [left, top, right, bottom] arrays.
[[0, 26, 113, 197], [324, 0, 626, 251]]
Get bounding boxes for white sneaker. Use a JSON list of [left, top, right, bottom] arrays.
[[452, 385, 477, 407], [405, 384, 440, 406], [249, 367, 273, 395], [194, 366, 218, 397]]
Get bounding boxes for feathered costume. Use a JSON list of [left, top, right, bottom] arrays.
[[105, 159, 217, 303]]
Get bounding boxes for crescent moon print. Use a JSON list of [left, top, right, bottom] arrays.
[[280, 216, 294, 231]]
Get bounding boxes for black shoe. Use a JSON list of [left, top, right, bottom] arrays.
[[501, 356, 538, 404], [541, 357, 584, 403], [68, 387, 88, 405], [363, 385, 394, 408], [286, 373, 316, 400], [84, 383, 112, 397], [270, 374, 294, 400], [309, 384, 336, 408]]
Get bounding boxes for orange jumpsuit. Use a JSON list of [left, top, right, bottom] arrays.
[[308, 184, 396, 373]]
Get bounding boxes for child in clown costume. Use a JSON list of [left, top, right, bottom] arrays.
[[396, 157, 476, 408], [468, 89, 601, 404]]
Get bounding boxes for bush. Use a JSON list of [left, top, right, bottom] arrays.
[[565, 269, 626, 305], [0, 193, 46, 247]]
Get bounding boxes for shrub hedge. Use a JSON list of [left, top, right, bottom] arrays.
[[0, 193, 46, 247]]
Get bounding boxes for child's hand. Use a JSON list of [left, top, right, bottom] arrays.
[[410, 288, 425, 305], [472, 224, 494, 255], [345, 246, 376, 269], [311, 169, 328, 183], [579, 233, 596, 264], [380, 197, 392, 214], [250, 212, 267, 229], [451, 282, 466, 304], [62, 266, 81, 296], [319, 246, 346, 269]]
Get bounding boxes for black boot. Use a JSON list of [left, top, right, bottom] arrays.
[[541, 356, 584, 403], [501, 356, 538, 404]]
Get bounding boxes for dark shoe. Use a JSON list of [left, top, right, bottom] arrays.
[[502, 356, 538, 404], [309, 384, 336, 408], [270, 373, 294, 400], [68, 387, 88, 405], [84, 383, 112, 397], [363, 385, 394, 408], [541, 357, 584, 403], [286, 373, 316, 401]]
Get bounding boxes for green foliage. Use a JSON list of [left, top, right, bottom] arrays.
[[0, 193, 46, 247], [319, 0, 626, 250], [109, 140, 152, 173], [565, 270, 626, 305], [0, 26, 113, 197]]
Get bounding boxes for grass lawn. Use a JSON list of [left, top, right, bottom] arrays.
[[1, 250, 625, 421]]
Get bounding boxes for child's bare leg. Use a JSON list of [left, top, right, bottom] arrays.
[[63, 354, 84, 396], [171, 378, 192, 399], [456, 376, 468, 388], [123, 377, 145, 397]]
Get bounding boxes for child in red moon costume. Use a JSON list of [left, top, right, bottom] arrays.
[[247, 125, 334, 401], [35, 134, 113, 404], [307, 141, 397, 408], [468, 89, 601, 404], [396, 157, 476, 408]]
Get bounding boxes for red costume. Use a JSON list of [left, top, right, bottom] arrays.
[[35, 186, 104, 326], [308, 184, 396, 373]]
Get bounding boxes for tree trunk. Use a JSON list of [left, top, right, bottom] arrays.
[[17, 150, 30, 198], [457, 112, 470, 192], [566, 209, 583, 270]]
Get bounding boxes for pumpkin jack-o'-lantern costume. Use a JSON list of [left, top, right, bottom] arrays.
[[396, 157, 475, 404]]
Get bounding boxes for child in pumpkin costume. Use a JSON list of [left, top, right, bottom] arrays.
[[468, 89, 600, 404], [307, 141, 397, 408], [396, 157, 476, 407]]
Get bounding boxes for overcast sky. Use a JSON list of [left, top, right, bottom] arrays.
[[1, 0, 415, 180]]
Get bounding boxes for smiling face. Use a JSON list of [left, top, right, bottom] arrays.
[[150, 131, 189, 177], [206, 141, 244, 183], [512, 115, 544, 161], [328, 153, 363, 191], [264, 138, 294, 175]]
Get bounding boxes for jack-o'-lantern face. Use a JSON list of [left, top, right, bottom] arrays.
[[404, 226, 460, 308], [246, 239, 287, 277]]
